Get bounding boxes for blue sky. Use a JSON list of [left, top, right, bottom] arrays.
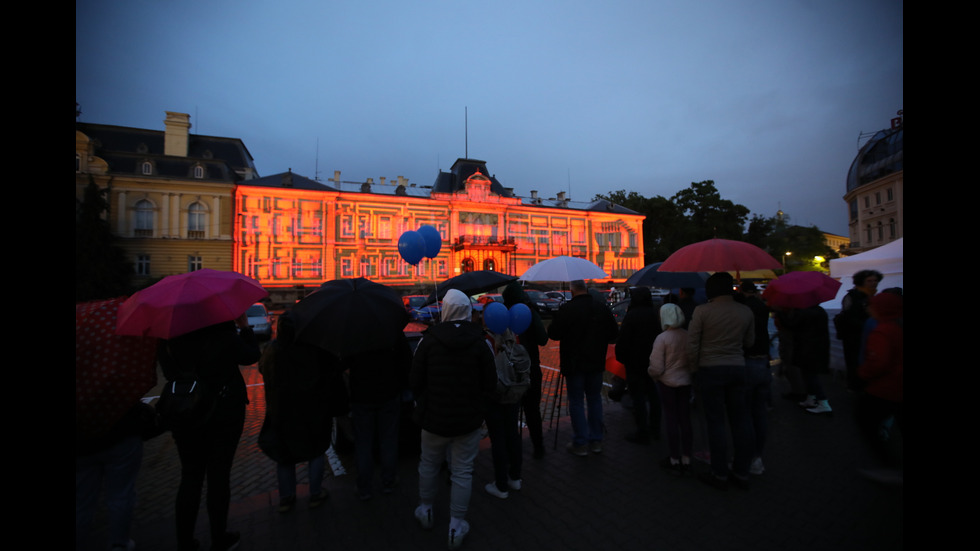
[[76, 0, 902, 236]]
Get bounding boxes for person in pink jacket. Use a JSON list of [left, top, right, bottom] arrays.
[[648, 303, 693, 475]]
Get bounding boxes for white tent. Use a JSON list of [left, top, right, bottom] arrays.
[[823, 238, 904, 309]]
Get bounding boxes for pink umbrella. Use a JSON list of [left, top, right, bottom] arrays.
[[762, 271, 842, 309], [658, 238, 781, 280], [116, 269, 268, 339], [77, 297, 158, 440]]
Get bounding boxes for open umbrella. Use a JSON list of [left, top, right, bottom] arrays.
[[659, 239, 781, 279], [625, 262, 710, 289], [520, 255, 607, 282], [116, 269, 268, 339], [762, 271, 842, 309], [291, 277, 409, 359], [425, 270, 518, 304], [77, 297, 159, 440]]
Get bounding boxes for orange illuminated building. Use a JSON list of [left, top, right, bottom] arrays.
[[234, 158, 644, 298]]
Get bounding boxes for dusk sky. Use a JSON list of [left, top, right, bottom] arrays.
[[76, 0, 903, 236]]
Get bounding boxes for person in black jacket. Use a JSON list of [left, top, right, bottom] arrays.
[[502, 281, 550, 458], [159, 315, 261, 551], [615, 287, 662, 444], [548, 280, 619, 456], [410, 289, 496, 550]]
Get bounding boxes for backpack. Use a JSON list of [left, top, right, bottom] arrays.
[[493, 329, 531, 404], [156, 341, 219, 431]]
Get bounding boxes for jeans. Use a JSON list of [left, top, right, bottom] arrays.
[[351, 398, 401, 493], [418, 428, 482, 520], [565, 371, 604, 446], [485, 402, 522, 491], [745, 357, 771, 458], [276, 455, 324, 499], [76, 435, 142, 551], [696, 364, 753, 478]]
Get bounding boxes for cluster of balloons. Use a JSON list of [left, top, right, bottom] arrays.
[[398, 225, 442, 265], [483, 302, 533, 335]]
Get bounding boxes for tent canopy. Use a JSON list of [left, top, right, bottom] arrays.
[[823, 238, 903, 309]]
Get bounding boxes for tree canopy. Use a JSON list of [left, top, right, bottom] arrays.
[[76, 177, 133, 301]]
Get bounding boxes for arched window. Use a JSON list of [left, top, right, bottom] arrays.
[[141, 161, 153, 175], [194, 165, 205, 179], [461, 258, 475, 273], [135, 200, 153, 236], [188, 202, 206, 238], [483, 258, 496, 271]]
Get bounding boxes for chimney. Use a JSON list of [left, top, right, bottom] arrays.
[[530, 190, 538, 199], [282, 169, 293, 188], [557, 191, 566, 201], [164, 112, 191, 157], [380, 176, 386, 185], [331, 170, 341, 185]]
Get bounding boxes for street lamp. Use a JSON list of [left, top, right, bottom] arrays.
[[782, 251, 792, 271]]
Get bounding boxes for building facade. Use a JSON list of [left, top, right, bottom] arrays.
[[235, 158, 645, 300], [76, 112, 258, 281], [843, 112, 903, 252]]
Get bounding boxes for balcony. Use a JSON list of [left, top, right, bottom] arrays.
[[450, 235, 517, 252]]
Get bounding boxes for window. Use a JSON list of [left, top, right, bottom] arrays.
[[483, 258, 496, 271], [135, 200, 153, 236], [188, 256, 202, 272], [889, 218, 896, 238], [141, 161, 153, 175], [875, 192, 881, 205], [461, 258, 475, 273], [136, 255, 150, 276], [188, 202, 206, 238], [194, 165, 204, 179], [887, 188, 894, 201]]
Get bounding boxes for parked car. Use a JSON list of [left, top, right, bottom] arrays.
[[544, 290, 570, 304], [476, 293, 504, 307], [524, 290, 562, 317], [609, 291, 666, 326], [245, 302, 273, 340]]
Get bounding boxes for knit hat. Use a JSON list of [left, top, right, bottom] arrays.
[[659, 302, 685, 330]]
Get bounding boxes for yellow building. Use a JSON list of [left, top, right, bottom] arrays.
[[76, 112, 258, 281], [843, 113, 903, 252]]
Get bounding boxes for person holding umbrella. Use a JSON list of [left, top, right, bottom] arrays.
[[158, 313, 261, 551], [501, 281, 550, 458]]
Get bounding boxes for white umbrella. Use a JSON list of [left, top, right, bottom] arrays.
[[520, 255, 607, 282]]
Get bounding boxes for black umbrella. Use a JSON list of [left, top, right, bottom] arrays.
[[425, 270, 518, 304], [625, 262, 710, 289], [291, 278, 409, 359]]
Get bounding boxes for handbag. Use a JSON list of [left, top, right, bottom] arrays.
[[157, 342, 218, 431]]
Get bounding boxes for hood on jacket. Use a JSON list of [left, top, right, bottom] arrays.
[[870, 292, 903, 322], [502, 281, 527, 308], [442, 289, 472, 322], [628, 286, 653, 310], [659, 302, 685, 330]]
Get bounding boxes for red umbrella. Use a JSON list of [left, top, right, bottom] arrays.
[[658, 239, 781, 279], [116, 269, 268, 339], [605, 344, 626, 379], [76, 297, 159, 440], [762, 271, 842, 309]]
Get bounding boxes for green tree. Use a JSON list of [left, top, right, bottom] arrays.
[[670, 180, 750, 242], [76, 176, 132, 301], [746, 213, 837, 272]]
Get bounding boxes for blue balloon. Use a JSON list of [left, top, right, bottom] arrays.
[[398, 231, 426, 265], [509, 303, 532, 334], [417, 224, 442, 258], [483, 302, 510, 334]]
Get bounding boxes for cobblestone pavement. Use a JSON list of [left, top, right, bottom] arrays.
[[83, 336, 903, 551]]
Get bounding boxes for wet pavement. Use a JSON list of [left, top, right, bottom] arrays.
[[83, 334, 903, 551]]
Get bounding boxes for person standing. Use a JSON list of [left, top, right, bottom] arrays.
[[615, 286, 662, 444], [738, 282, 773, 474], [411, 289, 497, 550], [502, 281, 550, 458], [838, 270, 882, 391], [158, 315, 261, 551], [856, 292, 903, 469], [548, 280, 619, 456], [688, 272, 755, 490], [648, 303, 693, 475], [776, 304, 833, 415]]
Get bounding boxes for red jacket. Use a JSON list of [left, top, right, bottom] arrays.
[[859, 320, 903, 402]]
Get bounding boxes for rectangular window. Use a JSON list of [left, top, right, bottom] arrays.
[[188, 256, 202, 272], [136, 255, 150, 276]]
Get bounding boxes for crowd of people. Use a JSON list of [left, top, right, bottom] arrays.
[[76, 269, 902, 551]]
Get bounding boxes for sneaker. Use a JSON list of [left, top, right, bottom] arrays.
[[484, 482, 509, 499], [507, 478, 522, 491], [750, 457, 765, 475], [693, 450, 711, 464], [589, 441, 603, 454], [278, 496, 296, 514], [565, 442, 588, 457], [309, 490, 329, 509], [210, 532, 240, 551], [414, 504, 434, 530], [448, 519, 470, 550], [798, 396, 818, 408], [806, 401, 833, 415]]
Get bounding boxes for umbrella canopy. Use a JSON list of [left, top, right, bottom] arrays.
[[762, 271, 842, 309], [77, 297, 159, 440], [426, 270, 518, 304], [625, 262, 710, 289], [659, 239, 781, 277], [291, 277, 409, 359], [116, 269, 268, 339], [520, 255, 607, 282]]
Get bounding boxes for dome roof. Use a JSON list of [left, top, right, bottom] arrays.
[[846, 125, 903, 193]]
